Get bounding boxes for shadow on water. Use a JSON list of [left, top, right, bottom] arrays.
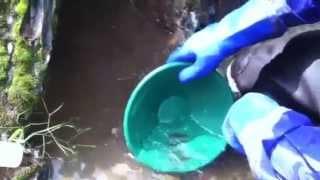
[[44, 0, 252, 179]]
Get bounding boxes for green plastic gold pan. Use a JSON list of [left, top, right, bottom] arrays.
[[123, 62, 234, 173]]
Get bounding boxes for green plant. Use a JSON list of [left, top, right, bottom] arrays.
[[0, 41, 9, 85], [15, 0, 28, 17], [7, 74, 37, 110]]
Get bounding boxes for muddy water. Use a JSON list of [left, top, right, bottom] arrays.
[[45, 0, 252, 179]]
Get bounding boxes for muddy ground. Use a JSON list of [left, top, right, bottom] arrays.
[[44, 0, 252, 179]]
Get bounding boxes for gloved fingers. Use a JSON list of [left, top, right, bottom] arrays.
[[178, 55, 218, 83], [166, 46, 196, 64]]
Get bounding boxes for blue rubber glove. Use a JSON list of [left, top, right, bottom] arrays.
[[167, 0, 320, 83], [223, 93, 320, 179]]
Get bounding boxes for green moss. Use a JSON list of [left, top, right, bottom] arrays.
[[0, 41, 9, 86], [0, 105, 16, 127], [13, 39, 33, 65], [12, 18, 22, 38], [0, 60, 9, 84], [6, 0, 41, 113], [12, 164, 40, 180], [0, 41, 6, 53], [9, 35, 39, 111], [15, 0, 28, 17], [8, 74, 37, 111], [0, 0, 11, 21], [34, 43, 44, 61], [13, 0, 28, 38]]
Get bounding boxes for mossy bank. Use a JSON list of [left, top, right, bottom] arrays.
[[0, 0, 56, 179], [0, 0, 55, 128]]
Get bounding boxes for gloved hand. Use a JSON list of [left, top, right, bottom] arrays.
[[167, 0, 320, 83], [223, 93, 320, 179]]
